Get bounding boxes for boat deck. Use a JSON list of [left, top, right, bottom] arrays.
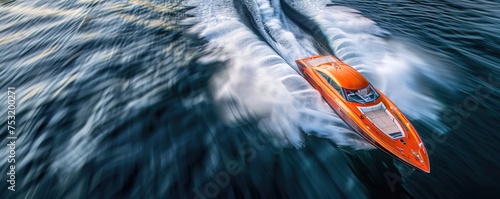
[[358, 103, 404, 139]]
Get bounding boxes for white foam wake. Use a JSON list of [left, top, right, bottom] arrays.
[[187, 0, 374, 149], [242, 0, 317, 67]]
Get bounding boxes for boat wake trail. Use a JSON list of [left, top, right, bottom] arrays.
[[241, 0, 316, 66], [188, 0, 374, 149], [188, 0, 452, 150]]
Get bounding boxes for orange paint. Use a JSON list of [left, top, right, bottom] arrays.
[[296, 55, 430, 173]]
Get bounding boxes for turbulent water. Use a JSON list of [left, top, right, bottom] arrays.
[[0, 0, 498, 198]]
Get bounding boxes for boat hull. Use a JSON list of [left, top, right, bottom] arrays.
[[296, 55, 430, 173]]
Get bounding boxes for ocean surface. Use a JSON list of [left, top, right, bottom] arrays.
[[0, 0, 498, 198]]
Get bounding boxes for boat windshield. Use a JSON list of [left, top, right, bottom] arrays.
[[343, 84, 380, 104]]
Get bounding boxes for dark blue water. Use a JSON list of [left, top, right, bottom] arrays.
[[0, 0, 499, 198]]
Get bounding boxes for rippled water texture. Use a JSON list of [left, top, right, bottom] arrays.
[[0, 0, 499, 198]]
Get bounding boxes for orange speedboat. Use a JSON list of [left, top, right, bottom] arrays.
[[296, 55, 430, 173]]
